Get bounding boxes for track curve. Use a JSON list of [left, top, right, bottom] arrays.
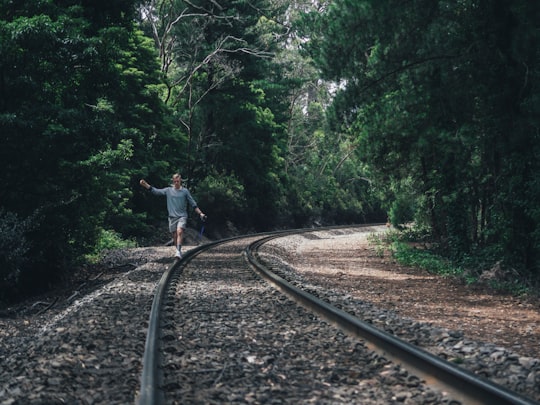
[[245, 231, 537, 405], [137, 226, 538, 405]]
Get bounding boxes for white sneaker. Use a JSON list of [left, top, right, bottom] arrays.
[[175, 250, 182, 259]]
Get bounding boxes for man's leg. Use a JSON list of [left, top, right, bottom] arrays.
[[169, 217, 181, 258], [176, 227, 184, 251], [173, 229, 182, 258], [175, 217, 187, 258]]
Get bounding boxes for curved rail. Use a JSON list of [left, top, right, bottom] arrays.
[[137, 238, 225, 405], [136, 228, 300, 405], [245, 234, 538, 405]]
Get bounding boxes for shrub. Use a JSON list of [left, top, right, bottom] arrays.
[[84, 229, 137, 264], [194, 171, 248, 235], [388, 196, 415, 229], [391, 240, 462, 276]]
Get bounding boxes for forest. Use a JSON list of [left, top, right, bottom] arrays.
[[1, 0, 539, 303]]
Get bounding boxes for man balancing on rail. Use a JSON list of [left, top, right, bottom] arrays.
[[140, 174, 206, 259]]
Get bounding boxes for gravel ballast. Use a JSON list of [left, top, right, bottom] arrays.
[[160, 240, 456, 404], [1, 228, 539, 404]]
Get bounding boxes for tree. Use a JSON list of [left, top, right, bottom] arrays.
[[311, 0, 540, 275], [0, 0, 170, 301], [139, 0, 293, 231]]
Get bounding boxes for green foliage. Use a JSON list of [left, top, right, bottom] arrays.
[[85, 229, 137, 264], [194, 171, 248, 234], [372, 229, 463, 277], [388, 199, 414, 230], [386, 178, 417, 229], [377, 226, 535, 296], [366, 232, 386, 258], [0, 0, 172, 300], [139, 0, 292, 230], [391, 241, 462, 277], [485, 279, 531, 297], [136, 0, 385, 234], [7, 0, 539, 302], [310, 0, 540, 279]]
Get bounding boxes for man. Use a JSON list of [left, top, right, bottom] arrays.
[[140, 174, 206, 258]]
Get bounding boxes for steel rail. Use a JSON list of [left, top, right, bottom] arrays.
[[136, 227, 302, 405], [245, 234, 539, 405], [137, 239, 223, 405]]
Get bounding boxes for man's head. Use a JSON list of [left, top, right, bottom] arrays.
[[172, 173, 182, 189]]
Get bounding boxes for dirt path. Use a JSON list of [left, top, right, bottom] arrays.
[[279, 227, 540, 359]]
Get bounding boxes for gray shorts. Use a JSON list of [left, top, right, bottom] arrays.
[[168, 216, 187, 232]]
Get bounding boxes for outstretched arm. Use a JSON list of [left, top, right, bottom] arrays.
[[140, 179, 151, 190]]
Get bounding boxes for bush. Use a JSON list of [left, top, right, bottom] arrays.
[[85, 229, 138, 264], [374, 229, 458, 275], [389, 196, 415, 229], [391, 240, 462, 276], [194, 171, 248, 235]]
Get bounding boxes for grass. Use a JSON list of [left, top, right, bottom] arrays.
[[369, 229, 535, 297], [368, 230, 463, 277], [390, 240, 463, 277]]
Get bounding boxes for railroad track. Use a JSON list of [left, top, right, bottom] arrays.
[[137, 226, 538, 405]]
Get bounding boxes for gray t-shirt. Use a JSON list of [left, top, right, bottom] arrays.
[[149, 186, 197, 218]]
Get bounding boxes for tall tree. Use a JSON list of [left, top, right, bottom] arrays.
[[0, 0, 169, 300], [310, 0, 540, 274], [139, 0, 292, 230]]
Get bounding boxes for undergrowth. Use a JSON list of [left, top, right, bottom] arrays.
[[368, 230, 461, 277], [84, 229, 137, 264], [368, 228, 535, 297], [391, 240, 463, 277]]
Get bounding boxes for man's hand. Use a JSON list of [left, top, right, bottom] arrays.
[[200, 213, 207, 222], [140, 179, 150, 189]]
